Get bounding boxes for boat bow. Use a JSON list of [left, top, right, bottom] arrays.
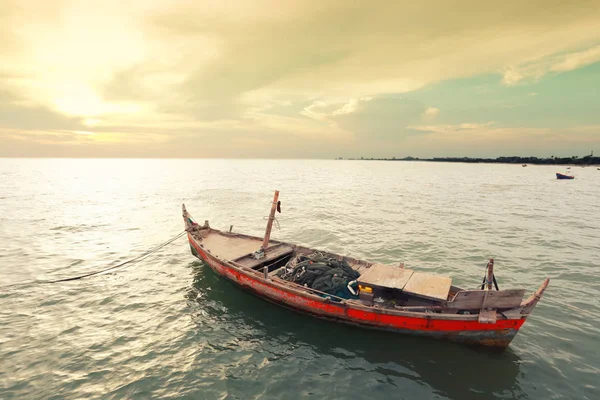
[[520, 278, 550, 315]]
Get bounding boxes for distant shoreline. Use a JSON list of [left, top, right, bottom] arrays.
[[339, 155, 600, 166]]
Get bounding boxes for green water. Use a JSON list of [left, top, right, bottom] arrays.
[[1, 159, 598, 399]]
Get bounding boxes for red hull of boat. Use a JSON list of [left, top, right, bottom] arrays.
[[187, 234, 526, 348]]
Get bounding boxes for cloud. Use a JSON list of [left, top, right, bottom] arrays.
[[0, 1, 24, 56], [410, 122, 498, 135], [550, 45, 600, 72], [102, 0, 600, 120], [301, 98, 367, 121], [422, 107, 440, 120], [301, 96, 427, 140], [405, 122, 600, 156], [0, 88, 85, 131], [501, 67, 525, 86], [1, 0, 600, 157], [409, 121, 600, 147], [502, 45, 600, 86]]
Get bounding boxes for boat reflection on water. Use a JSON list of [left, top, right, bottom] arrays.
[[186, 262, 524, 399]]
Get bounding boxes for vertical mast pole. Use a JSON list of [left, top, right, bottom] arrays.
[[261, 190, 279, 251], [486, 258, 494, 290]]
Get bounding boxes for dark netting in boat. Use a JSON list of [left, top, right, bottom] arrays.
[[276, 253, 360, 300]]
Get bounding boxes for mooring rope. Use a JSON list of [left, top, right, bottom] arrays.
[[544, 297, 600, 319], [262, 215, 281, 229], [0, 231, 186, 289]]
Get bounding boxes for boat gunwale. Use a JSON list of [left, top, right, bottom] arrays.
[[187, 229, 532, 323]]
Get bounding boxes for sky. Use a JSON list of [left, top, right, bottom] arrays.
[[1, 0, 599, 158]]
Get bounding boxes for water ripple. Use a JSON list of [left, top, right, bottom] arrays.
[[1, 159, 599, 399]]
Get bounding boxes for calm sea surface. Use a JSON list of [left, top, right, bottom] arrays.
[[1, 159, 599, 399]]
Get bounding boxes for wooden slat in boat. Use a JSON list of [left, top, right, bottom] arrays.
[[403, 272, 452, 301], [354, 265, 370, 275], [448, 289, 525, 310], [234, 244, 294, 269], [478, 309, 497, 324], [357, 263, 414, 290], [200, 232, 263, 260]]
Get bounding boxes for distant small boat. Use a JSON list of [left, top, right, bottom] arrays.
[[556, 173, 575, 180]]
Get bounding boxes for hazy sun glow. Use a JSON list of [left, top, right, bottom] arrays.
[[51, 84, 142, 117]]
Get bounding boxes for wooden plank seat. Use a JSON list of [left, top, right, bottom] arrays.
[[234, 244, 294, 270], [357, 263, 452, 302], [403, 272, 452, 302], [447, 289, 526, 310], [358, 263, 415, 290]]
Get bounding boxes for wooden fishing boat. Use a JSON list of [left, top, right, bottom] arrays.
[[183, 191, 549, 348], [556, 172, 575, 179]]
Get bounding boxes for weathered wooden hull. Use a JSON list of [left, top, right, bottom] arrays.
[[187, 233, 526, 348]]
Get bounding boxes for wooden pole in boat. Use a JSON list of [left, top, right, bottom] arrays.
[[486, 258, 494, 290], [261, 190, 280, 251]]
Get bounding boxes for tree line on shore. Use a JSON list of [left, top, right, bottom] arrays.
[[343, 154, 599, 165]]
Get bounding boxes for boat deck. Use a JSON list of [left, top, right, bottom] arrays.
[[235, 244, 294, 269], [200, 232, 264, 260], [198, 231, 456, 305], [196, 230, 372, 275]]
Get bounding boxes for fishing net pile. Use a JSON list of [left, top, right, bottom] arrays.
[[276, 253, 360, 300]]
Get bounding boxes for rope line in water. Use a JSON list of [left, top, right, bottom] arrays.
[[544, 297, 600, 318], [1, 231, 186, 289]]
